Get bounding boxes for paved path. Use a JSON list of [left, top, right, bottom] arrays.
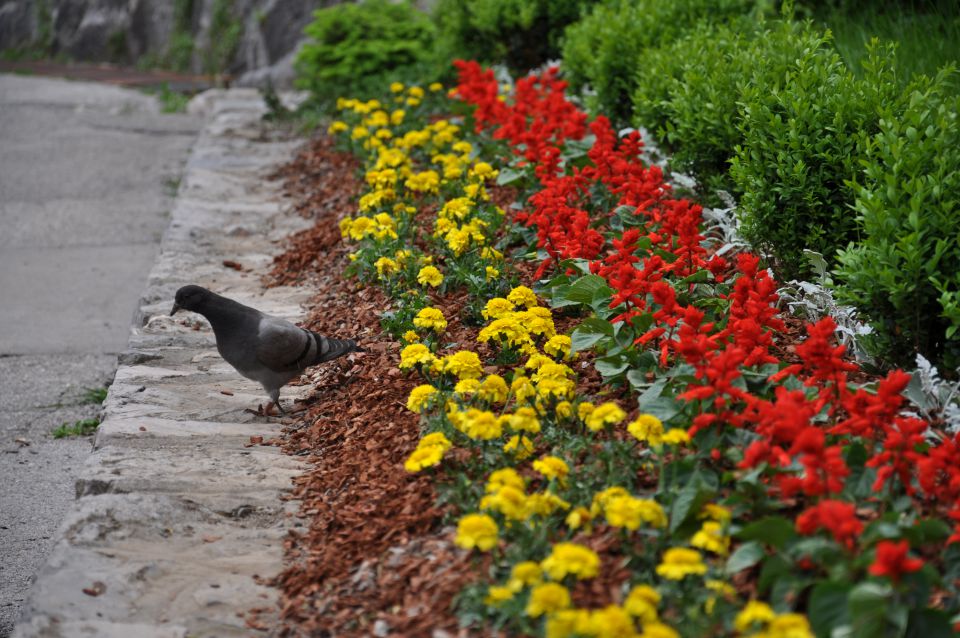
[[12, 88, 312, 638], [0, 74, 200, 636]]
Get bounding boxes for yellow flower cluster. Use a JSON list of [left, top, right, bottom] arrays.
[[403, 430, 450, 473], [734, 601, 814, 638]]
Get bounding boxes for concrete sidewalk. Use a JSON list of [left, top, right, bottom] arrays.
[[12, 89, 313, 637], [0, 74, 200, 636]]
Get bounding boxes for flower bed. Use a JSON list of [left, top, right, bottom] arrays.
[[279, 63, 960, 637]]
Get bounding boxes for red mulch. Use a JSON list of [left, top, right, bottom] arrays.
[[264, 135, 484, 637]]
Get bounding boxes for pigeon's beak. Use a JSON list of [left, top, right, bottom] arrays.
[[170, 302, 181, 316]]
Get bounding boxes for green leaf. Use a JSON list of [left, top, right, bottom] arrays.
[[905, 609, 954, 638], [808, 581, 852, 637], [669, 481, 702, 533], [849, 582, 896, 638], [595, 355, 630, 378], [563, 275, 613, 306], [571, 318, 615, 352], [496, 167, 525, 186], [725, 541, 765, 576], [902, 519, 951, 545], [735, 516, 798, 550]]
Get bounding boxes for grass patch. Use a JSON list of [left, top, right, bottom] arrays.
[[52, 418, 100, 439], [819, 1, 960, 83], [145, 83, 191, 113], [80, 386, 109, 405]]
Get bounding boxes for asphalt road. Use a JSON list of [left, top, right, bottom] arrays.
[[0, 74, 200, 636]]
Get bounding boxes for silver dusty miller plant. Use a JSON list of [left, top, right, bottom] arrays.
[[904, 354, 960, 435], [775, 250, 873, 361]]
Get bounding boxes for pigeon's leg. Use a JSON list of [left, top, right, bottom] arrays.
[[267, 388, 285, 416]]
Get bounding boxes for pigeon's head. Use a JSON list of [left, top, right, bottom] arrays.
[[171, 285, 211, 316]]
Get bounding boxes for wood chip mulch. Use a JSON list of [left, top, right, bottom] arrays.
[[263, 135, 481, 637]]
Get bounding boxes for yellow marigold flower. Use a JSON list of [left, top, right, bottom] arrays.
[[578, 402, 595, 421], [700, 504, 732, 523], [468, 161, 499, 181], [482, 297, 516, 320], [484, 585, 514, 607], [655, 548, 708, 580], [452, 140, 472, 154], [404, 170, 440, 193], [390, 81, 405, 93], [507, 285, 538, 308], [768, 614, 814, 638], [734, 601, 777, 633], [478, 374, 509, 403], [640, 623, 680, 638], [585, 605, 636, 638], [624, 585, 660, 624], [591, 486, 630, 516], [345, 215, 373, 239], [443, 350, 483, 379], [546, 609, 591, 638], [413, 307, 447, 333], [399, 343, 435, 370], [504, 434, 534, 460], [402, 330, 419, 343], [533, 455, 569, 481], [429, 82, 444, 92], [404, 444, 444, 472], [408, 85, 424, 98], [454, 378, 481, 395], [455, 513, 498, 551], [508, 561, 543, 591], [586, 402, 627, 432], [691, 521, 730, 556], [418, 431, 452, 451], [605, 495, 667, 530], [628, 414, 663, 446], [481, 484, 527, 520], [507, 406, 541, 434], [406, 384, 437, 413], [526, 583, 571, 617], [445, 227, 472, 256], [327, 120, 348, 134], [541, 542, 601, 581], [565, 506, 593, 531], [464, 182, 490, 201], [406, 96, 421, 107], [485, 265, 500, 281], [486, 467, 525, 493], [544, 335, 573, 359], [456, 408, 502, 440], [481, 246, 504, 261], [520, 307, 557, 339], [374, 256, 399, 278], [437, 194, 471, 217], [351, 126, 369, 139], [374, 128, 393, 140], [511, 375, 536, 404], [555, 401, 573, 419], [533, 362, 573, 381], [390, 109, 405, 125], [526, 492, 571, 517], [662, 429, 691, 446], [417, 265, 443, 287]]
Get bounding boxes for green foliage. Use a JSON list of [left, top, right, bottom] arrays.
[[729, 37, 901, 279], [52, 418, 99, 439], [80, 386, 109, 405], [834, 68, 960, 368], [562, 0, 758, 122], [203, 0, 242, 76], [431, 0, 599, 74], [295, 0, 435, 104]]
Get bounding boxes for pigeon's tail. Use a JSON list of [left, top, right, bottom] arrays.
[[309, 332, 364, 365]]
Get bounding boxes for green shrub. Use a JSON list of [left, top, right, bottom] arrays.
[[295, 0, 435, 103], [432, 0, 598, 74], [729, 36, 901, 279], [835, 68, 960, 368], [562, 0, 757, 122]]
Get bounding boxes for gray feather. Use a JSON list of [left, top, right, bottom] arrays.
[[172, 285, 362, 409]]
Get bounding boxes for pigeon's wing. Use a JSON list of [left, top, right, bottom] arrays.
[[255, 315, 312, 373]]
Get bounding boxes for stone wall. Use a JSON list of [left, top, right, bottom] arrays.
[[0, 0, 334, 87]]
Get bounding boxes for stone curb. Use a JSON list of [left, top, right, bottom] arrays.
[[14, 89, 311, 638]]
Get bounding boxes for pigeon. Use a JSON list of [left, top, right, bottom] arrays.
[[170, 284, 363, 414]]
